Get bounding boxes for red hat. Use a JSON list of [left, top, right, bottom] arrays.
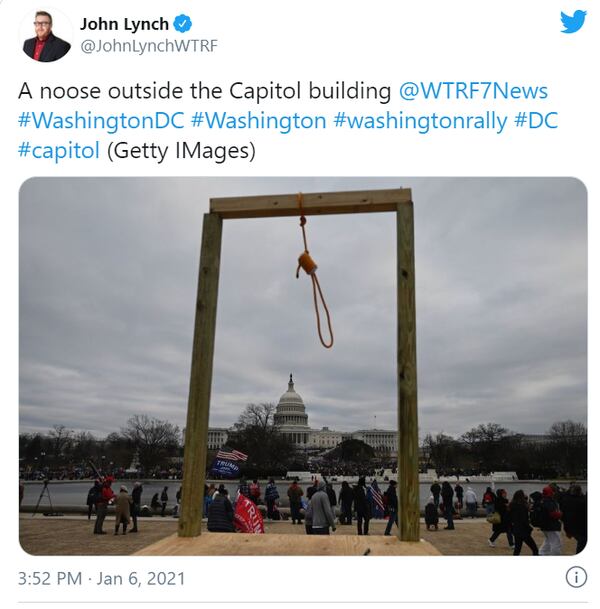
[[542, 485, 554, 497]]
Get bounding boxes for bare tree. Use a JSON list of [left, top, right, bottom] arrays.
[[234, 403, 276, 431], [48, 424, 73, 459], [121, 414, 181, 472]]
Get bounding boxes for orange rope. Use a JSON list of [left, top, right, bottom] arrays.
[[295, 193, 334, 349]]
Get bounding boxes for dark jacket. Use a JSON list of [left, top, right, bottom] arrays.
[[508, 502, 532, 538], [430, 482, 441, 497], [326, 485, 337, 507], [339, 483, 354, 507], [441, 482, 454, 507], [23, 32, 71, 62], [353, 484, 372, 518], [540, 496, 562, 532], [131, 485, 143, 505], [561, 493, 587, 537], [264, 483, 279, 502], [425, 502, 439, 525], [384, 484, 398, 511], [207, 494, 235, 532], [492, 494, 512, 533]]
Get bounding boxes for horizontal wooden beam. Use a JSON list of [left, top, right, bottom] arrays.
[[210, 188, 412, 219]]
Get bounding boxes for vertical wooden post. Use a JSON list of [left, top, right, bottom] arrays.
[[397, 201, 420, 542], [178, 213, 222, 537]]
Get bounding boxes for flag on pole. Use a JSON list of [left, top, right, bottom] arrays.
[[216, 447, 248, 462], [368, 479, 385, 518]]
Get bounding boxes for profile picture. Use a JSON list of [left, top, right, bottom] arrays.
[[23, 10, 71, 62]]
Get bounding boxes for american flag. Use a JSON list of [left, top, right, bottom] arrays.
[[216, 447, 248, 462], [369, 479, 385, 517]]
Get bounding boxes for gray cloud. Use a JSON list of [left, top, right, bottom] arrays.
[[19, 177, 587, 439]]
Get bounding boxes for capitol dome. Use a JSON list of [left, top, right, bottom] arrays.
[[274, 374, 310, 444]]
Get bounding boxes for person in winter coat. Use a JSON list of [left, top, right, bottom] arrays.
[[488, 488, 514, 548], [425, 496, 439, 530], [508, 490, 538, 555], [160, 486, 168, 517], [114, 486, 132, 535], [383, 480, 399, 536], [338, 481, 354, 525], [464, 487, 478, 518], [561, 484, 587, 554], [482, 487, 496, 515], [325, 482, 337, 509], [287, 480, 304, 524], [353, 477, 372, 535], [538, 485, 563, 555], [310, 481, 337, 535], [93, 478, 115, 535], [441, 481, 455, 530], [130, 482, 143, 532], [86, 480, 101, 520], [207, 487, 235, 532], [264, 478, 280, 519], [454, 483, 464, 510]]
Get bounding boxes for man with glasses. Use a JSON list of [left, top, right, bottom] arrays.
[[23, 11, 70, 62]]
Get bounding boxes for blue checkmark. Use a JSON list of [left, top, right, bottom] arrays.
[[173, 14, 192, 33]]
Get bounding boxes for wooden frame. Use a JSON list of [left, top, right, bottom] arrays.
[[178, 188, 420, 542]]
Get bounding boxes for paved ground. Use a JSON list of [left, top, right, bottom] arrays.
[[19, 515, 578, 556]]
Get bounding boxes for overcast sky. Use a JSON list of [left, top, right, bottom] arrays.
[[19, 177, 587, 440]]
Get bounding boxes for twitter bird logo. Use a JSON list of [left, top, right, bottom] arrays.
[[561, 10, 587, 34]]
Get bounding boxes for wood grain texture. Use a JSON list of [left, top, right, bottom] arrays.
[[178, 213, 222, 537], [397, 201, 420, 542], [210, 188, 412, 219], [136, 532, 440, 556]]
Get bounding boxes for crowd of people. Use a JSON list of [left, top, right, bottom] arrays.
[[82, 475, 586, 555], [86, 479, 182, 535], [425, 480, 587, 555]]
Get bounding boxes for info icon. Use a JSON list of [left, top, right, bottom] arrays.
[[566, 566, 587, 588]]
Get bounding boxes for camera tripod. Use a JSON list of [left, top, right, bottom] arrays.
[[31, 480, 62, 517]]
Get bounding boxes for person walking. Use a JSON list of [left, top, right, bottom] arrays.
[[207, 486, 235, 532], [383, 480, 398, 536], [561, 484, 587, 554], [538, 485, 563, 555], [114, 485, 132, 535], [130, 482, 143, 532], [310, 481, 336, 535], [430, 481, 441, 508], [287, 480, 304, 524], [508, 490, 538, 555], [264, 478, 279, 519], [353, 477, 372, 536], [160, 486, 169, 517], [488, 489, 514, 548], [338, 481, 354, 525], [464, 486, 478, 518], [441, 481, 455, 530]]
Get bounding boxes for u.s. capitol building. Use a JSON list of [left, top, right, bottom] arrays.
[[208, 374, 397, 454]]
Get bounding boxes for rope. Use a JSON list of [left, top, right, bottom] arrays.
[[295, 193, 334, 349]]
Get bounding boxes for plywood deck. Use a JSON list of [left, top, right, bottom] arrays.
[[134, 533, 441, 556]]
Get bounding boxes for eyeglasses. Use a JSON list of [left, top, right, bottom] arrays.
[[33, 21, 51, 27]]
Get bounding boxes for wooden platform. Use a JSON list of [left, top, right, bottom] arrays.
[[134, 533, 441, 556]]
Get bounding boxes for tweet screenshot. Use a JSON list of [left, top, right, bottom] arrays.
[[2, 1, 596, 607]]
